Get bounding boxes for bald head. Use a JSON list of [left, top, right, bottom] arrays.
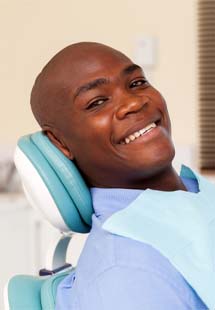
[[29, 41, 177, 190], [30, 42, 130, 132]]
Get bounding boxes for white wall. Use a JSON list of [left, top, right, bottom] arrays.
[[1, 0, 198, 147]]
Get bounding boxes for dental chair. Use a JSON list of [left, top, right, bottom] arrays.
[[4, 131, 94, 309]]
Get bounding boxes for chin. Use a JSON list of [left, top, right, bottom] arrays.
[[150, 142, 175, 172], [136, 140, 176, 176]]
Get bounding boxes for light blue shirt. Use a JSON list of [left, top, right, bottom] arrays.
[[56, 170, 207, 310]]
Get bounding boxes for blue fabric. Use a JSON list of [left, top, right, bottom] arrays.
[[55, 165, 207, 310], [102, 165, 215, 309]]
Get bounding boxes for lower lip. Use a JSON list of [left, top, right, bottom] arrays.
[[122, 125, 162, 145]]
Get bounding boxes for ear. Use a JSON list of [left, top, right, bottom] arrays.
[[44, 130, 74, 160]]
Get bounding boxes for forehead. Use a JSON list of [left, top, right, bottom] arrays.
[[44, 47, 132, 93], [67, 49, 133, 90], [39, 46, 136, 118]]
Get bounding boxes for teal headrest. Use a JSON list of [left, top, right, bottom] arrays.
[[14, 131, 93, 233]]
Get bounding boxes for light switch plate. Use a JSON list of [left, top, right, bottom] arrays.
[[134, 36, 158, 67]]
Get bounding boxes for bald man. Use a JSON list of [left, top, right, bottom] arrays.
[[31, 42, 207, 310]]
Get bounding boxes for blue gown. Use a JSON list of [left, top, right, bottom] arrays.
[[56, 165, 208, 310]]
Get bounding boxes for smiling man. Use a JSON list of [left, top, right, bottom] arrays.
[[31, 42, 208, 310]]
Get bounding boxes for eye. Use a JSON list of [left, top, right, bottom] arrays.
[[130, 78, 148, 88], [87, 97, 108, 110]]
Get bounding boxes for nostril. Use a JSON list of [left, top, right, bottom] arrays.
[[125, 101, 144, 113]]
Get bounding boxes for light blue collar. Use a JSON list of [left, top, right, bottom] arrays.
[[102, 165, 215, 309], [91, 164, 199, 223]]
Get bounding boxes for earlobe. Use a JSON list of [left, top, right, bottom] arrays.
[[44, 130, 74, 160]]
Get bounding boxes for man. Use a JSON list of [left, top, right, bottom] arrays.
[[31, 42, 207, 309]]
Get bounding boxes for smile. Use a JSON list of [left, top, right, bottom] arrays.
[[120, 122, 157, 145]]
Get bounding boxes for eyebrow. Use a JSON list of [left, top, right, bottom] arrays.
[[73, 63, 142, 100], [121, 64, 142, 76], [74, 78, 109, 100]]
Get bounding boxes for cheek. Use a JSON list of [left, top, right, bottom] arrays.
[[88, 110, 113, 136], [67, 112, 112, 155], [155, 92, 172, 133], [92, 113, 111, 129]]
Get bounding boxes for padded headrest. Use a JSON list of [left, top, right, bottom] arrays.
[[14, 131, 93, 233]]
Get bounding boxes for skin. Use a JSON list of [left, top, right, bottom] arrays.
[[31, 42, 187, 191]]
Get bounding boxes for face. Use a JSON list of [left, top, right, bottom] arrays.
[[47, 47, 175, 188]]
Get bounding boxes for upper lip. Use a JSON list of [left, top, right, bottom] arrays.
[[115, 116, 161, 144]]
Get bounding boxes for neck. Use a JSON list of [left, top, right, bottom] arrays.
[[89, 164, 188, 192], [133, 165, 187, 192]]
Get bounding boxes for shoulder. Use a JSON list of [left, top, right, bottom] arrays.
[[76, 226, 206, 310], [76, 215, 170, 281], [79, 264, 204, 310], [71, 216, 207, 310], [76, 216, 188, 286]]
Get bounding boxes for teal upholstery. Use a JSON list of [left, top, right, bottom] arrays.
[[17, 131, 94, 233], [7, 131, 92, 309], [7, 269, 74, 310], [7, 275, 45, 310], [41, 270, 75, 309]]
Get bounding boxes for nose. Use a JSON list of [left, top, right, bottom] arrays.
[[115, 94, 149, 120]]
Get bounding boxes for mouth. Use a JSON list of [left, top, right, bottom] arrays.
[[118, 119, 161, 145]]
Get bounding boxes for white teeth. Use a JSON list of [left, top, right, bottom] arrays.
[[129, 134, 136, 141], [145, 123, 156, 131], [121, 122, 157, 145], [134, 132, 141, 138]]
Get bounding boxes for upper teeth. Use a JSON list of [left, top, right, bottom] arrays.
[[121, 122, 157, 144]]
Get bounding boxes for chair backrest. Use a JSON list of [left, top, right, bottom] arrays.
[[14, 131, 94, 233], [5, 131, 94, 309], [5, 267, 74, 310]]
